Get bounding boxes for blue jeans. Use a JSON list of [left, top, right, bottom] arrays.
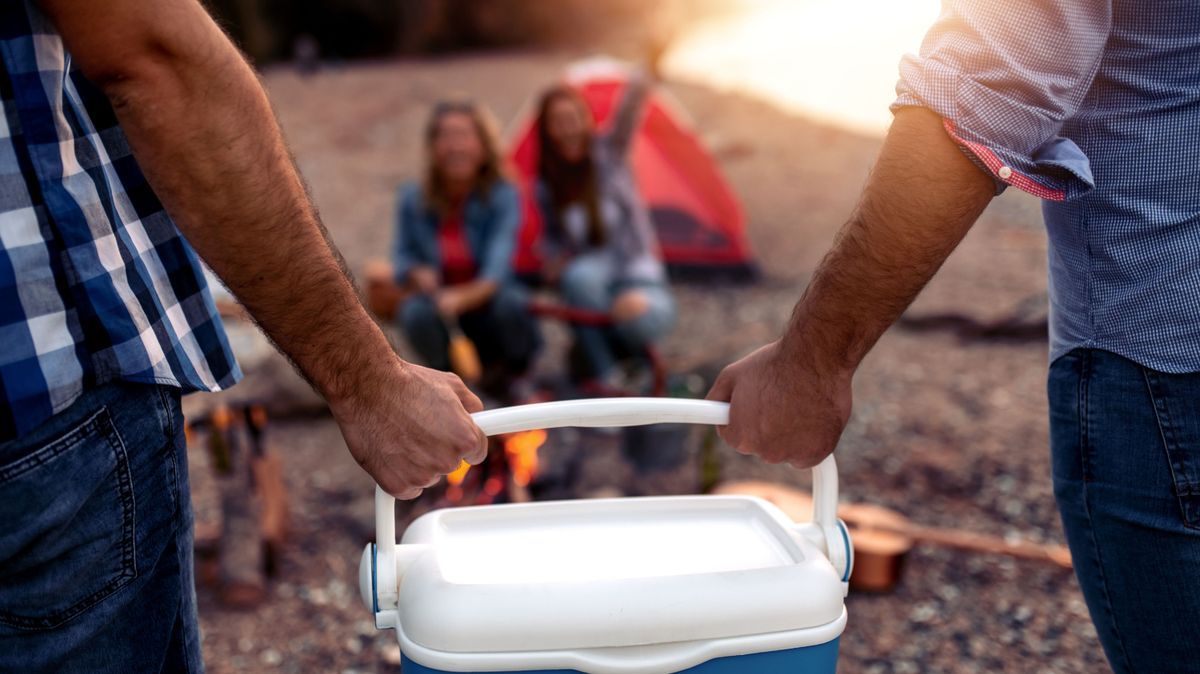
[[559, 253, 675, 378], [400, 283, 541, 376], [0, 382, 202, 673], [1049, 349, 1200, 673]]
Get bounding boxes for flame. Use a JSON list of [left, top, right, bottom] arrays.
[[446, 460, 471, 487], [503, 429, 547, 488], [442, 429, 547, 499]]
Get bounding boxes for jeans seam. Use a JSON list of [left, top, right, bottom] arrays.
[[156, 387, 183, 510], [0, 409, 105, 483], [1140, 369, 1200, 532], [155, 386, 177, 444], [1079, 350, 1092, 483], [1077, 352, 1136, 674], [176, 497, 200, 672]]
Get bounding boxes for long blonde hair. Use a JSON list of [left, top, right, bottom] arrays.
[[423, 99, 509, 214]]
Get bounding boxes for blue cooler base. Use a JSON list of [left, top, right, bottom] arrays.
[[400, 638, 839, 673]]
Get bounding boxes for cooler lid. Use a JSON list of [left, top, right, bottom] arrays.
[[393, 495, 845, 654]]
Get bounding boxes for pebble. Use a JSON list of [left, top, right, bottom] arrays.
[[936, 584, 961, 602], [910, 602, 938, 624], [380, 643, 402, 666], [308, 587, 329, 606]]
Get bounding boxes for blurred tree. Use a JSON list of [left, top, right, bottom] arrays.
[[205, 0, 277, 61], [202, 0, 728, 65]]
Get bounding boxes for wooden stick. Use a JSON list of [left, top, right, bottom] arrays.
[[716, 481, 1073, 569], [894, 523, 1072, 568]]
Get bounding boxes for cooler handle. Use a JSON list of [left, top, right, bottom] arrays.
[[377, 398, 837, 532], [372, 399, 840, 596]]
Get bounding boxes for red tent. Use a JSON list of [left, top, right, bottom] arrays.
[[507, 61, 757, 281]]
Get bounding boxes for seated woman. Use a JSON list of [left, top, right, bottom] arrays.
[[393, 100, 539, 394], [534, 75, 675, 384]]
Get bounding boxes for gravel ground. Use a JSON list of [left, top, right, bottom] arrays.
[[189, 53, 1108, 673]]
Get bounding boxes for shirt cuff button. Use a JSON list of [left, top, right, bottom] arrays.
[[997, 166, 1014, 180]]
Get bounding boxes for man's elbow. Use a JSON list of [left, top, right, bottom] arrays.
[[76, 41, 174, 95], [54, 7, 235, 101]]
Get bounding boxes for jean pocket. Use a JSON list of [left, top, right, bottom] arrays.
[[0, 407, 137, 630], [1143, 369, 1200, 529]]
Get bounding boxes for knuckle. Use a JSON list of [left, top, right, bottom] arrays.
[[438, 454, 463, 474], [384, 476, 415, 498], [462, 393, 484, 413], [459, 424, 483, 447], [712, 369, 732, 390]]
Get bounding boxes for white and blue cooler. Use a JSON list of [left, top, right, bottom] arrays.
[[359, 398, 853, 674]]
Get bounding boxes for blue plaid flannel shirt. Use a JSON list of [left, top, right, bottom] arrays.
[[894, 1, 1200, 373], [0, 2, 240, 441]]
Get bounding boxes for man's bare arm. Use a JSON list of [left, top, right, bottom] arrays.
[[708, 107, 996, 465], [39, 0, 486, 497]]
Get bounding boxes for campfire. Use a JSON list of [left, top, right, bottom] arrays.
[[504, 429, 546, 488], [443, 429, 548, 505]]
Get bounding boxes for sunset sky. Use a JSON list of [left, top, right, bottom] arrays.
[[664, 0, 943, 136]]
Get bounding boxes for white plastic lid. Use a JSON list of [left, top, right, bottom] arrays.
[[393, 495, 846, 654]]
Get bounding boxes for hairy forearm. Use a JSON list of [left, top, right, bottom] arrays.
[[781, 107, 996, 374], [46, 0, 398, 404]]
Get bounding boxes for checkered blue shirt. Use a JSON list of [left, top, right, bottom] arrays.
[[895, 1, 1200, 373], [0, 2, 240, 441]]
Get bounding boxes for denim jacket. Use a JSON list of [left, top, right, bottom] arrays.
[[392, 180, 521, 286]]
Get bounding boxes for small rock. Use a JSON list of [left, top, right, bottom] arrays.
[[308, 587, 329, 606], [380, 643, 402, 666], [910, 602, 938, 624]]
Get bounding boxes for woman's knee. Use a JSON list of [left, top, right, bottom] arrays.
[[560, 258, 612, 309], [399, 295, 441, 338], [489, 286, 540, 339], [611, 290, 650, 323], [614, 288, 675, 348], [488, 285, 529, 320]]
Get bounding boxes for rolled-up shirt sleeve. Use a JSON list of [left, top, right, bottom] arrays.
[[893, 0, 1111, 201]]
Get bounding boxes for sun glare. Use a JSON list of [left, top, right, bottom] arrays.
[[664, 0, 942, 135]]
